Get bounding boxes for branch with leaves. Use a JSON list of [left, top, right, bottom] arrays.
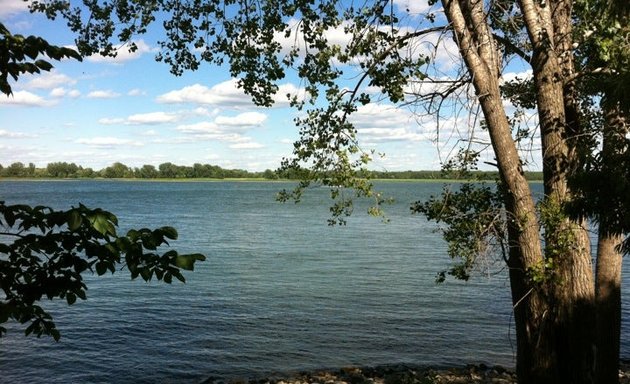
[[0, 202, 205, 340]]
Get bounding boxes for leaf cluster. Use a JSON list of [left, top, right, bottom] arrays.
[[0, 22, 81, 96], [411, 183, 507, 282], [0, 202, 205, 340], [26, 1, 434, 222]]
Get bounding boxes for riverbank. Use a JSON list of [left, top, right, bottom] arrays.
[[201, 362, 630, 384]]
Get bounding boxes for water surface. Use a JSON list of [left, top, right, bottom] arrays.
[[0, 181, 626, 383]]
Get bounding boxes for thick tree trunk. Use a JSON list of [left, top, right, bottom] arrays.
[[444, 0, 599, 382], [595, 106, 628, 383], [519, 0, 596, 382]]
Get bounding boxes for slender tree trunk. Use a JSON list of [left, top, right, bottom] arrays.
[[596, 231, 623, 384], [595, 105, 628, 383]]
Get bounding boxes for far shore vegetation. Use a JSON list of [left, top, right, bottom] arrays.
[[0, 161, 544, 181]]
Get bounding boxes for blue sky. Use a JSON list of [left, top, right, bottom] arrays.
[[0, 0, 537, 172]]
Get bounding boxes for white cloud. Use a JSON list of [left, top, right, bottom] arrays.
[[127, 112, 180, 125], [50, 88, 66, 98], [214, 111, 267, 127], [0, 0, 29, 17], [157, 81, 251, 106], [0, 129, 35, 138], [349, 103, 430, 144], [98, 111, 185, 126], [87, 90, 121, 99], [175, 112, 268, 146], [351, 104, 413, 130], [49, 87, 80, 98], [176, 111, 268, 140], [0, 90, 56, 107], [157, 79, 301, 108], [141, 129, 159, 136], [87, 40, 155, 63], [24, 71, 76, 90], [67, 89, 81, 98], [75, 137, 144, 148], [175, 121, 220, 134], [192, 107, 218, 117]]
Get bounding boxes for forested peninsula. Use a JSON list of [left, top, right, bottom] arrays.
[[0, 161, 543, 181]]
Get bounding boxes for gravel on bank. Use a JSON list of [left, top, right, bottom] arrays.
[[201, 361, 630, 384]]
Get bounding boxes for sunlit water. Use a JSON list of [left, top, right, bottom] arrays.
[[0, 181, 628, 383]]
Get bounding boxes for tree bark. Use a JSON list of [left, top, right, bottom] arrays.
[[596, 231, 623, 384], [441, 1, 554, 382], [444, 0, 599, 382], [595, 105, 628, 383], [519, 0, 596, 382]]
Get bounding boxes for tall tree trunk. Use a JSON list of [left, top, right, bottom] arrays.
[[441, 1, 555, 382], [519, 0, 596, 382], [595, 105, 628, 383], [444, 0, 599, 382], [596, 231, 623, 384]]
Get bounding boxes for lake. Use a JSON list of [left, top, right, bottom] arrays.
[[0, 180, 628, 383]]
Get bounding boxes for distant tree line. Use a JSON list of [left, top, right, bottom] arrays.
[[0, 161, 543, 181], [0, 161, 270, 179]]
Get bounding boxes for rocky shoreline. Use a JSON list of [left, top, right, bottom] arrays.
[[201, 361, 630, 384]]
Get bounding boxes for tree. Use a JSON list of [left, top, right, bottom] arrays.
[[0, 22, 206, 340], [101, 161, 133, 178], [23, 1, 629, 382], [2, 162, 27, 177], [137, 164, 159, 179], [47, 162, 80, 178]]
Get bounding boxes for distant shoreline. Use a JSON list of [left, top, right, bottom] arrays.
[[0, 161, 544, 181], [0, 177, 542, 183]]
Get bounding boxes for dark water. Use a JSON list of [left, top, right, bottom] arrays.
[[0, 180, 627, 383]]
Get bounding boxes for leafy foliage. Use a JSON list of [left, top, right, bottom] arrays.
[[0, 202, 205, 340], [0, 22, 81, 96], [25, 0, 438, 223], [411, 183, 507, 282]]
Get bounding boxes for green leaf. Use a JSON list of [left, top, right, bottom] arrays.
[[50, 328, 60, 341], [23, 42, 40, 60], [90, 213, 116, 236], [67, 210, 82, 231], [174, 253, 206, 271], [76, 290, 87, 300], [160, 226, 178, 240], [66, 292, 77, 305], [24, 322, 35, 337], [173, 271, 186, 283], [139, 268, 152, 281], [34, 59, 53, 71], [95, 262, 107, 276]]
